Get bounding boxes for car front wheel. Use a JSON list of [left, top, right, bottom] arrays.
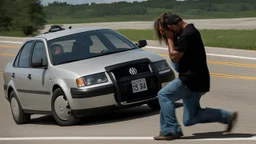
[[51, 88, 80, 126], [9, 91, 30, 124]]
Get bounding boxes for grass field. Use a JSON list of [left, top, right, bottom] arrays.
[[116, 29, 256, 50], [0, 30, 26, 37], [0, 29, 255, 50]]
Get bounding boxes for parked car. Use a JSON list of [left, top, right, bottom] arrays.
[[44, 25, 71, 34], [3, 27, 175, 126]]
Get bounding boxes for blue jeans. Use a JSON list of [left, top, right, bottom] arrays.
[[158, 78, 231, 136], [169, 60, 179, 73]]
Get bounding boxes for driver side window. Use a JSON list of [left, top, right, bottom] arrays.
[[31, 41, 47, 66], [14, 41, 33, 68]]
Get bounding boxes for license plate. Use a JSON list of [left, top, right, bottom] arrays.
[[131, 78, 148, 93]]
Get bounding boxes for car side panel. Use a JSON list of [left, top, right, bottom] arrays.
[[4, 70, 27, 109], [14, 68, 36, 110], [3, 62, 27, 109], [3, 62, 13, 100], [45, 68, 80, 111], [24, 69, 51, 111]]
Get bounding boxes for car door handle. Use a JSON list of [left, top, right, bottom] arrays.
[[27, 74, 31, 80], [12, 73, 15, 78]]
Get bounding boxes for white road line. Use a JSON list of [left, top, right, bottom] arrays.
[[0, 40, 255, 60], [145, 46, 256, 60], [0, 137, 153, 141], [0, 136, 256, 141], [0, 41, 23, 44], [206, 53, 256, 60]]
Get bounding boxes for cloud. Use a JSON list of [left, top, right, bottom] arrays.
[[41, 0, 146, 5]]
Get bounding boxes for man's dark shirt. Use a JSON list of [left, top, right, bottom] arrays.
[[175, 24, 210, 92]]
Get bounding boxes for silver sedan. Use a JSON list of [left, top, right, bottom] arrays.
[[3, 28, 175, 126]]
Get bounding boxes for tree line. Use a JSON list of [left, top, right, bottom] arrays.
[[0, 0, 255, 36], [44, 0, 256, 18], [0, 0, 46, 35]]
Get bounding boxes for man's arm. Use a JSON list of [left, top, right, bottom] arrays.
[[167, 38, 184, 63], [167, 34, 189, 63]]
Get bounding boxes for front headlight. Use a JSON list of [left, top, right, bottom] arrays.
[[76, 72, 108, 87], [153, 60, 170, 72]]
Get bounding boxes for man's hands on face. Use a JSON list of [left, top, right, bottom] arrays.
[[162, 28, 175, 40]]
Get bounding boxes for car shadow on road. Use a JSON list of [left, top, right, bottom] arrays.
[[28, 102, 183, 126], [181, 131, 255, 140]]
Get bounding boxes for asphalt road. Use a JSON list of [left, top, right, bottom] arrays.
[[41, 17, 256, 33], [0, 37, 256, 144]]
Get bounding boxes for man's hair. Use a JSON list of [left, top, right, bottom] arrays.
[[154, 13, 182, 45], [154, 13, 168, 45]]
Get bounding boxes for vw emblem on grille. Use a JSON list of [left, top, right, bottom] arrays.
[[129, 67, 137, 75]]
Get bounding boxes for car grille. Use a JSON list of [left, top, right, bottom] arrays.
[[107, 60, 159, 105], [111, 62, 150, 80]]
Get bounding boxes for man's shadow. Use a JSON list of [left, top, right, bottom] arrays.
[[181, 131, 255, 140]]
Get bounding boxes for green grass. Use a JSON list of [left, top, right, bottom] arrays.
[[0, 30, 40, 37], [116, 29, 256, 50], [0, 30, 26, 37]]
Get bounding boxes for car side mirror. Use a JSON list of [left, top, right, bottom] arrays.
[[32, 59, 47, 68], [136, 40, 147, 48]]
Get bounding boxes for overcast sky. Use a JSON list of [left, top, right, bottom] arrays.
[[41, 0, 146, 5]]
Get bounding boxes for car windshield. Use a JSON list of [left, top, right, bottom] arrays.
[[47, 29, 138, 65]]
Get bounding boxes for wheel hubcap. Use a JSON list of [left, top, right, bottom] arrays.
[[11, 97, 20, 119], [54, 95, 71, 120]]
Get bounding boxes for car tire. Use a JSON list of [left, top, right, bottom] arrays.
[[9, 91, 31, 124], [147, 99, 160, 110], [51, 88, 80, 126]]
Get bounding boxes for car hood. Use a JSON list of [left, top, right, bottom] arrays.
[[56, 49, 164, 76]]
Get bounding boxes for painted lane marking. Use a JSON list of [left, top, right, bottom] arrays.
[[0, 53, 15, 56], [159, 54, 256, 68], [0, 45, 19, 48], [145, 46, 256, 60], [210, 73, 256, 81], [0, 40, 23, 44], [0, 136, 256, 141]]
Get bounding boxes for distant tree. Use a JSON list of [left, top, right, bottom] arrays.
[[19, 0, 47, 35], [0, 0, 47, 35]]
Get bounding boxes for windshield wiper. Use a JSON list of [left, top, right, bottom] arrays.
[[58, 59, 83, 65], [101, 49, 133, 56]]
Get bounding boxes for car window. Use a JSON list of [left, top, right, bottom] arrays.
[[31, 41, 47, 66], [17, 41, 34, 68], [104, 33, 132, 49], [90, 35, 108, 53], [47, 29, 137, 65], [49, 40, 75, 53], [13, 50, 21, 67]]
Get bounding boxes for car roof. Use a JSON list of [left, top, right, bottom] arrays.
[[35, 27, 108, 41]]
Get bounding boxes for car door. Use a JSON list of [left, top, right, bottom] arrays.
[[25, 40, 51, 111], [12, 40, 35, 110]]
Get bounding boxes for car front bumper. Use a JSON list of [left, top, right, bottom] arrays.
[[69, 59, 175, 117]]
